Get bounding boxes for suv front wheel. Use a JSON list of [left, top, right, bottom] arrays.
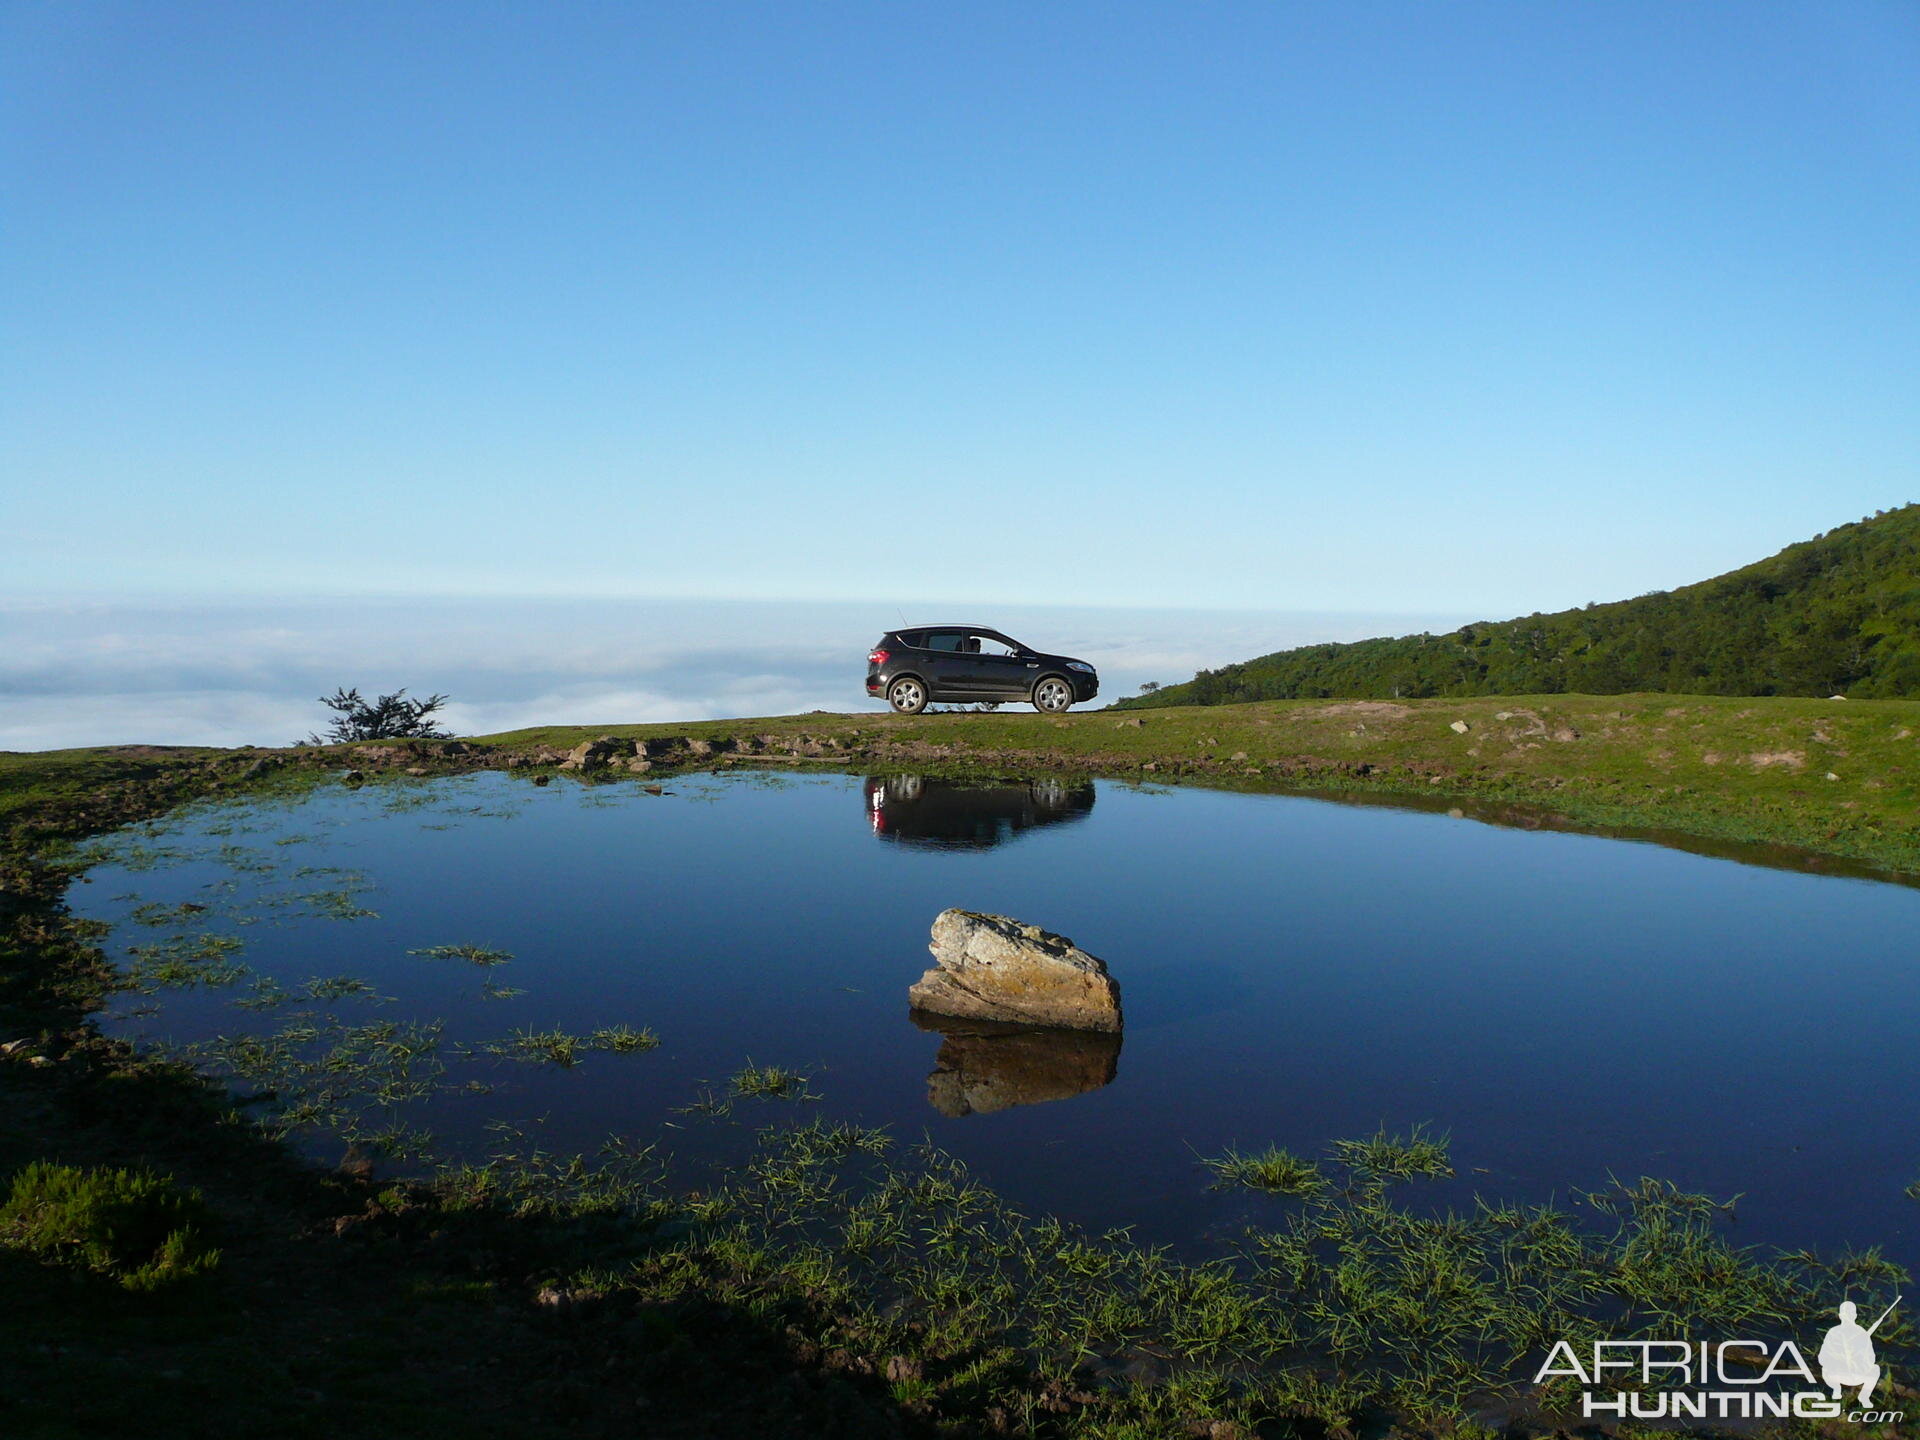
[[888, 676, 929, 714], [1032, 677, 1074, 714]]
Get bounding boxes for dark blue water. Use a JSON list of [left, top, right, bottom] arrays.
[[74, 769, 1920, 1268]]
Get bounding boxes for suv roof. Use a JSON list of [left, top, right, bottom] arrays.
[[895, 623, 1002, 633]]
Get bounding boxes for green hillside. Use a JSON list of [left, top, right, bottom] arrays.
[[1121, 504, 1920, 707]]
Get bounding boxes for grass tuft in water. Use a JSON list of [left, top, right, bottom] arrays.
[[1328, 1123, 1454, 1181], [123, 933, 248, 991], [407, 943, 513, 966], [588, 1024, 660, 1054], [1200, 1145, 1325, 1195], [488, 1027, 584, 1067], [729, 1061, 818, 1101]]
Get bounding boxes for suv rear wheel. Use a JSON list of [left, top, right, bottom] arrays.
[[1032, 676, 1074, 713], [888, 676, 929, 714]]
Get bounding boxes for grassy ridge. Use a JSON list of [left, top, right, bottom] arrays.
[[9, 691, 1920, 878], [1118, 504, 1920, 707], [0, 745, 220, 828], [463, 691, 1920, 879]]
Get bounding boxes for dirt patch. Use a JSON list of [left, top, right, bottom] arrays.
[[1746, 750, 1808, 771]]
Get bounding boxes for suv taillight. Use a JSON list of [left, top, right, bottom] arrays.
[[868, 649, 890, 665]]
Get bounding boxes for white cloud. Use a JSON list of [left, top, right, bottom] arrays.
[[0, 596, 1467, 750]]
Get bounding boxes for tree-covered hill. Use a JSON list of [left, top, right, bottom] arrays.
[[1120, 505, 1920, 706]]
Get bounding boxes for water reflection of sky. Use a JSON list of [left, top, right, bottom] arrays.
[[73, 769, 1920, 1268]]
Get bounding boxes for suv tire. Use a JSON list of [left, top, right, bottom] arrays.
[[1032, 676, 1074, 714], [888, 676, 929, 714]]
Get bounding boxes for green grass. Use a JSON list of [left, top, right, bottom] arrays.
[[1330, 1123, 1456, 1182], [407, 943, 514, 966], [588, 1023, 660, 1054], [0, 745, 219, 827], [483, 1026, 585, 1067], [1, 1162, 220, 1292], [1199, 1144, 1326, 1195], [452, 691, 1920, 879], [728, 1061, 817, 1100]]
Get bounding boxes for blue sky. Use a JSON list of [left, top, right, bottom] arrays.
[[5, 1, 1917, 617]]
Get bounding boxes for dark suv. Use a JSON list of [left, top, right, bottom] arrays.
[[866, 626, 1099, 714]]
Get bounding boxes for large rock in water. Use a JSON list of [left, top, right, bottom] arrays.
[[908, 910, 1121, 1032]]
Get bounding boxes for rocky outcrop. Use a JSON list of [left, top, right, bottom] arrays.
[[913, 1011, 1120, 1117], [908, 910, 1121, 1032], [558, 736, 634, 771]]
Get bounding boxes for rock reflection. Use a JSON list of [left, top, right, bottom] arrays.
[[863, 775, 1095, 850], [911, 1010, 1121, 1117]]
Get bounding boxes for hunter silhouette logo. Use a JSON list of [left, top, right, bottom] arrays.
[[1537, 1295, 1904, 1423], [1819, 1297, 1899, 1406]]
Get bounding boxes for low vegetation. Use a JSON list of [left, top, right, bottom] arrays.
[[1120, 504, 1920, 707], [729, 1061, 818, 1101], [1, 1161, 220, 1293], [1200, 1145, 1326, 1196]]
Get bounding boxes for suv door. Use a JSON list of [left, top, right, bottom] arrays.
[[966, 633, 1034, 699], [917, 631, 970, 698]]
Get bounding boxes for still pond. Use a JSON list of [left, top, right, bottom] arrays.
[[70, 768, 1920, 1270]]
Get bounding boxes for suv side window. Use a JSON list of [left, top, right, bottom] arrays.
[[923, 632, 965, 652], [970, 635, 1021, 658]]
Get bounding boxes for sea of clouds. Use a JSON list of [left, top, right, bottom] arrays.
[[0, 597, 1467, 751]]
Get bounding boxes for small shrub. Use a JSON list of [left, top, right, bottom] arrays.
[[1, 1162, 220, 1291], [306, 686, 450, 745]]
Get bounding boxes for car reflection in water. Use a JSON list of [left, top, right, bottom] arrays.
[[911, 1011, 1122, 1118], [863, 775, 1096, 850]]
